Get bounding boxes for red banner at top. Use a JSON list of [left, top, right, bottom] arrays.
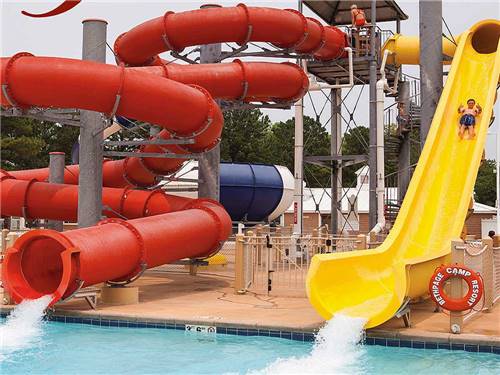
[[22, 1, 81, 18]]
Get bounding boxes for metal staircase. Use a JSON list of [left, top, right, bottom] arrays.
[[383, 76, 421, 227]]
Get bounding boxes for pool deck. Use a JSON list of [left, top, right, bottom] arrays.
[[2, 270, 499, 348]]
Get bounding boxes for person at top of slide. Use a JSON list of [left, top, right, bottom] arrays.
[[458, 98, 482, 139], [351, 4, 366, 28]]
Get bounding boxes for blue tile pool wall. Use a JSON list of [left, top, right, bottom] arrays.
[[364, 335, 499, 354], [1, 310, 498, 354], [39, 314, 318, 342]]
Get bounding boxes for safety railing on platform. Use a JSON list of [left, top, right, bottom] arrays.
[[234, 227, 368, 297], [378, 28, 395, 49], [447, 238, 499, 334], [338, 25, 393, 59]]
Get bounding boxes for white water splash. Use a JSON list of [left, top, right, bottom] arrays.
[[0, 295, 51, 361], [251, 315, 367, 375]]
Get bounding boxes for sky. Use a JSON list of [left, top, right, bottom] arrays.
[[1, 1, 499, 157]]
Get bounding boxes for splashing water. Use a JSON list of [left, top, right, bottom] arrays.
[[251, 315, 367, 375], [0, 295, 51, 361]]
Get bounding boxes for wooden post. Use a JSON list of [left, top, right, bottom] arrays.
[[357, 234, 367, 250], [234, 234, 245, 294], [189, 262, 198, 276], [493, 236, 500, 310], [6, 232, 20, 248], [323, 227, 329, 253], [256, 225, 263, 265], [492, 235, 500, 247], [1, 229, 9, 253], [369, 231, 377, 249], [275, 227, 282, 262], [1, 229, 13, 305], [450, 239, 464, 334], [312, 229, 318, 256], [481, 238, 494, 311]]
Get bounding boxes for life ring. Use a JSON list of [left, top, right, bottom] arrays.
[[429, 264, 483, 311]]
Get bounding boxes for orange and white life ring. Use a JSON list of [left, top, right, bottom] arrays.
[[429, 264, 483, 311]]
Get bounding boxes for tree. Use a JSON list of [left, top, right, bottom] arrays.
[[265, 116, 330, 187], [220, 109, 272, 163], [341, 125, 402, 187], [1, 116, 79, 170], [474, 159, 496, 207]]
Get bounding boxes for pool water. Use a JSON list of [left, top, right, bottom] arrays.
[[1, 319, 498, 374], [0, 299, 498, 374]]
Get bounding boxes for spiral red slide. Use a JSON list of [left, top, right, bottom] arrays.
[[1, 5, 347, 305]]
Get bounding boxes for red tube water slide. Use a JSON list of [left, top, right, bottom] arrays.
[[6, 5, 346, 188], [2, 55, 224, 187], [113, 4, 347, 65], [5, 60, 309, 187], [1, 5, 347, 305], [3, 199, 230, 303], [0, 170, 192, 222]]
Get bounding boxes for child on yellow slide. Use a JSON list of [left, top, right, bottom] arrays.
[[458, 99, 482, 139]]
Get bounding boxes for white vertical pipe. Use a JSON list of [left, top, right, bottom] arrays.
[[294, 97, 304, 235], [376, 79, 386, 228], [368, 0, 378, 229]]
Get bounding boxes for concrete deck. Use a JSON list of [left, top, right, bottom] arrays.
[[371, 299, 500, 346], [51, 271, 324, 332], [1, 270, 499, 346]]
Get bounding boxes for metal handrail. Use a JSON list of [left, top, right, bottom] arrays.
[[384, 163, 418, 179]]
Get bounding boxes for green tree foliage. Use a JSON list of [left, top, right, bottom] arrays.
[[1, 116, 79, 170], [219, 111, 331, 187], [341, 124, 404, 188], [341, 126, 369, 187], [474, 159, 496, 207], [220, 109, 271, 163], [264, 116, 331, 188], [2, 109, 432, 196]]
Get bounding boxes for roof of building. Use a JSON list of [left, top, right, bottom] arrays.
[[285, 187, 497, 215], [303, 0, 409, 26]]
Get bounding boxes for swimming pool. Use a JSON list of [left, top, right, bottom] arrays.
[[1, 317, 498, 374]]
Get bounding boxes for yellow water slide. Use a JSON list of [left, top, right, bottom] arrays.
[[306, 20, 500, 329], [382, 34, 458, 65]]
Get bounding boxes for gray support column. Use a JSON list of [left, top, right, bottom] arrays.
[[78, 19, 107, 228], [331, 88, 342, 235], [150, 125, 161, 137], [398, 81, 411, 203], [198, 4, 221, 201], [419, 0, 442, 145], [368, 0, 378, 229], [48, 152, 65, 231]]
